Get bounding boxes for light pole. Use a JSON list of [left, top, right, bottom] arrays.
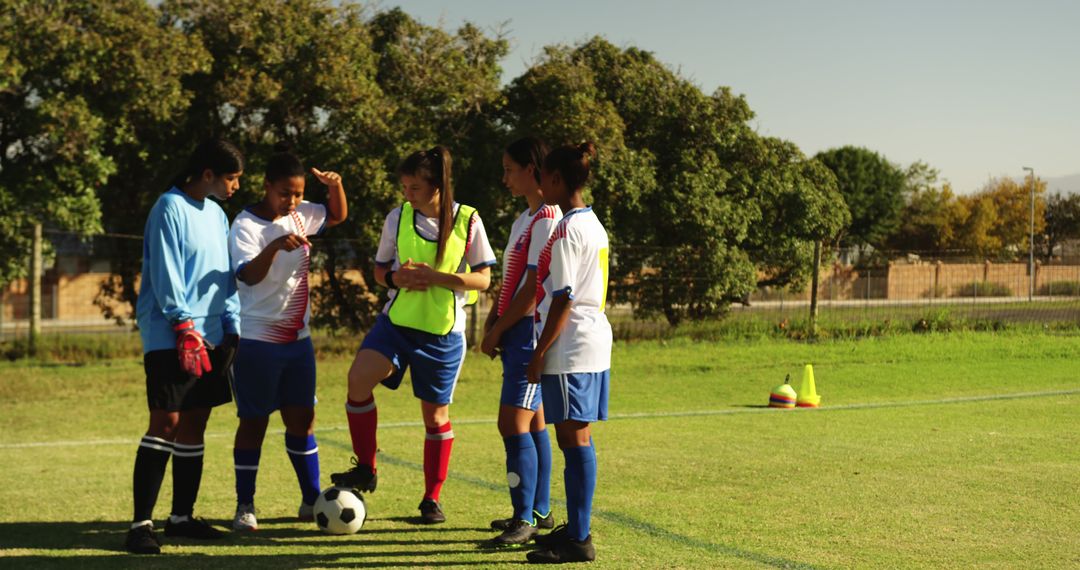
[[1023, 166, 1035, 301]]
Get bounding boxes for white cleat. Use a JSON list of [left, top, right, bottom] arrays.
[[232, 503, 258, 531]]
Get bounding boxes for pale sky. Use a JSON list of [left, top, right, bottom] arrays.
[[386, 0, 1080, 194]]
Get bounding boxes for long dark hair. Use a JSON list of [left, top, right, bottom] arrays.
[[543, 141, 597, 191], [265, 141, 304, 183], [399, 146, 454, 265], [170, 138, 244, 188], [505, 137, 548, 185]]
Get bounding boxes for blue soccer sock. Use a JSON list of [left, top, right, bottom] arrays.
[[504, 433, 538, 523], [562, 444, 597, 541], [531, 428, 553, 518], [234, 447, 261, 505], [285, 433, 321, 505]]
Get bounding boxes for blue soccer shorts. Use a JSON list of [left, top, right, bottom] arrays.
[[499, 317, 542, 411], [360, 313, 465, 405], [232, 336, 317, 418], [540, 370, 610, 423]]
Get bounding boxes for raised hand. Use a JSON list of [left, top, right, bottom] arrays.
[[311, 167, 343, 188]]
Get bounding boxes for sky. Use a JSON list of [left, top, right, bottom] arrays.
[[385, 0, 1080, 194]]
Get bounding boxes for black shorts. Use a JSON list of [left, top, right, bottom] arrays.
[[144, 345, 235, 412]]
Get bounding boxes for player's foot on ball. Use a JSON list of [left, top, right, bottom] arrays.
[[418, 499, 446, 524], [330, 458, 377, 493], [232, 503, 257, 531], [526, 533, 595, 564], [164, 516, 226, 539], [534, 523, 569, 548], [492, 510, 554, 531], [124, 523, 162, 554], [297, 501, 315, 522], [491, 518, 538, 547]]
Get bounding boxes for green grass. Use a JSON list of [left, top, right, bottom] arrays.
[[2, 332, 1080, 568]]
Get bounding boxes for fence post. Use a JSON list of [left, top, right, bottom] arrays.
[[809, 240, 821, 335], [29, 223, 42, 356]]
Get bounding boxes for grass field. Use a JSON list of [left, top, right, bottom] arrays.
[[2, 332, 1079, 568]]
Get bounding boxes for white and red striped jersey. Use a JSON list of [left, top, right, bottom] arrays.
[[229, 201, 327, 343], [534, 206, 612, 374], [497, 205, 561, 317]]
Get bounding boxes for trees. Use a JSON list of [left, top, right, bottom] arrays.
[[504, 38, 849, 325], [6, 5, 856, 329], [1043, 192, 1080, 260], [815, 146, 906, 249], [885, 162, 963, 253], [1, 0, 203, 284], [93, 2, 508, 329]]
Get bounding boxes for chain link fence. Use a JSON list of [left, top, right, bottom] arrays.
[[4, 234, 1080, 357]]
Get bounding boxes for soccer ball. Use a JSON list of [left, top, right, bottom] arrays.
[[313, 486, 366, 534]]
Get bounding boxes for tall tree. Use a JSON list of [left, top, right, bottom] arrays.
[[975, 175, 1045, 257], [885, 161, 963, 253], [505, 38, 849, 324], [815, 146, 906, 248], [1043, 192, 1080, 260], [1, 0, 202, 285]]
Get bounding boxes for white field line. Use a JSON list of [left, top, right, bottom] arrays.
[[2, 388, 1077, 450]]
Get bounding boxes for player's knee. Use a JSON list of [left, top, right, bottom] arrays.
[[147, 411, 179, 440], [421, 403, 450, 428]]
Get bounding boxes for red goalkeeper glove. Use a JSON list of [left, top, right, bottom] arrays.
[[173, 320, 212, 378]]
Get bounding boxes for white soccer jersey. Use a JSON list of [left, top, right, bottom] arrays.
[[497, 205, 561, 317], [374, 204, 497, 333], [535, 206, 612, 374], [229, 201, 327, 343]]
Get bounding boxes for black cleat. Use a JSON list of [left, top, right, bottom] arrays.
[[492, 510, 555, 531], [163, 517, 226, 539], [491, 518, 538, 547], [526, 532, 596, 564], [330, 458, 377, 493], [534, 523, 569, 548], [124, 523, 161, 554], [418, 499, 446, 524]]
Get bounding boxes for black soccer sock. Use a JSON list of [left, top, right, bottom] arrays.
[[133, 435, 173, 524], [171, 442, 205, 518]]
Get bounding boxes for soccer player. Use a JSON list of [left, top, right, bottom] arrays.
[[227, 145, 347, 531], [525, 142, 611, 564], [126, 139, 244, 554], [480, 137, 560, 546], [330, 146, 496, 524]]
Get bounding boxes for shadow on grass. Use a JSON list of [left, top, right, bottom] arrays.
[[0, 521, 522, 568]]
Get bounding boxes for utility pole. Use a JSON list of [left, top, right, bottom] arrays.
[[809, 240, 821, 336], [29, 223, 42, 356], [1023, 167, 1035, 301]]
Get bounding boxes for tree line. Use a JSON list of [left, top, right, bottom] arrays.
[[2, 1, 1073, 328]]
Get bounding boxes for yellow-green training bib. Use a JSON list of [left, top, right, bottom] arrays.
[[388, 202, 477, 335]]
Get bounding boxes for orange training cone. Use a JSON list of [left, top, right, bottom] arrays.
[[796, 364, 821, 408]]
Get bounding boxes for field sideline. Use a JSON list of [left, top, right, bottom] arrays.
[[1, 332, 1079, 568]]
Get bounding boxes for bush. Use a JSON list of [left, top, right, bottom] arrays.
[[952, 281, 1013, 298], [922, 284, 948, 299], [1037, 281, 1080, 296]]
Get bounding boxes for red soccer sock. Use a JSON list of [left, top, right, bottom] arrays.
[[346, 396, 378, 471], [423, 422, 454, 501]]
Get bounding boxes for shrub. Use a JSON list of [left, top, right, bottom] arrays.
[[952, 281, 1013, 298], [1037, 281, 1080, 296]]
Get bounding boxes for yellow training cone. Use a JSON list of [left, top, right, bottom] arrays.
[[796, 364, 821, 407]]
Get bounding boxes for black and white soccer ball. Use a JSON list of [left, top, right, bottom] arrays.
[[313, 486, 366, 534]]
